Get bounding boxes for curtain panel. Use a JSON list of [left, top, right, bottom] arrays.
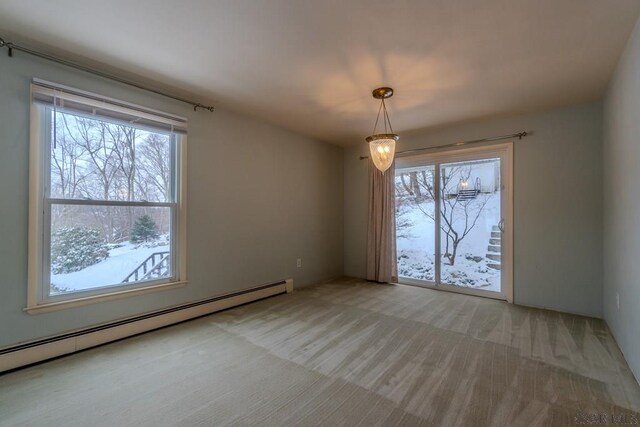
[[366, 162, 398, 283]]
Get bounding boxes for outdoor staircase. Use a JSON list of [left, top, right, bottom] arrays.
[[122, 251, 170, 283], [456, 177, 482, 201], [456, 189, 480, 201], [486, 225, 501, 270]]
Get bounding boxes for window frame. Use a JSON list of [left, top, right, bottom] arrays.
[[27, 84, 188, 314]]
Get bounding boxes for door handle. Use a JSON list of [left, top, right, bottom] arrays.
[[498, 218, 505, 233]]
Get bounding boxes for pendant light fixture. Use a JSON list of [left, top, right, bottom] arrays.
[[366, 87, 399, 173]]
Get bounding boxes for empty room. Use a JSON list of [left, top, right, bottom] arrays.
[[1, 1, 639, 425]]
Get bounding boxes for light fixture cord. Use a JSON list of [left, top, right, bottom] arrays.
[[382, 98, 394, 133], [371, 96, 395, 136], [383, 99, 387, 133], [372, 98, 384, 135]]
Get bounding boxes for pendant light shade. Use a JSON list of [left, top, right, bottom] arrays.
[[366, 87, 399, 173], [366, 134, 398, 173]]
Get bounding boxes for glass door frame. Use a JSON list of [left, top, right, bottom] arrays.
[[395, 142, 513, 303]]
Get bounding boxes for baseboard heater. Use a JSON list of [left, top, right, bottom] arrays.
[[0, 279, 293, 374]]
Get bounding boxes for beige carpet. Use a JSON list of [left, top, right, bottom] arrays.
[[1, 278, 639, 426]]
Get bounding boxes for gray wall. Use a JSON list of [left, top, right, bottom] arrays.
[[0, 52, 344, 348], [345, 102, 603, 317], [603, 17, 640, 383]]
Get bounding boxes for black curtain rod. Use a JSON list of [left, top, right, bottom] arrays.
[[359, 131, 528, 160], [0, 36, 215, 112]]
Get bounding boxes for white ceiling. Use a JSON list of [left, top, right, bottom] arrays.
[[1, 0, 639, 146]]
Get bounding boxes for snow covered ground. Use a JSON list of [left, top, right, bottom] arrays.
[[51, 240, 170, 294], [396, 193, 501, 292]]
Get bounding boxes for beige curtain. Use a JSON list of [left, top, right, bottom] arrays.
[[366, 161, 398, 283]]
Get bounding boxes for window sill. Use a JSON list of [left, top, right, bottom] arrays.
[[24, 280, 188, 315]]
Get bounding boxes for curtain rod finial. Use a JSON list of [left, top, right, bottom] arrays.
[[0, 37, 13, 56], [194, 103, 215, 112]]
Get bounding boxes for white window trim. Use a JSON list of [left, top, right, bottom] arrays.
[[26, 87, 188, 314]]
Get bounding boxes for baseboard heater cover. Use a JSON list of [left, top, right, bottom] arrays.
[[0, 279, 293, 373]]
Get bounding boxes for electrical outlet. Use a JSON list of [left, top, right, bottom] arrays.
[[297, 258, 302, 268], [616, 292, 620, 311]]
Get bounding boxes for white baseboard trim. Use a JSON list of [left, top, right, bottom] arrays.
[[0, 279, 293, 373]]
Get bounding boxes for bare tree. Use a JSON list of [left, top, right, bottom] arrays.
[[50, 119, 87, 199], [135, 133, 171, 202], [50, 110, 173, 244], [438, 167, 491, 265], [61, 115, 123, 241], [106, 124, 138, 239], [396, 166, 492, 266], [62, 116, 118, 201], [106, 125, 136, 201]]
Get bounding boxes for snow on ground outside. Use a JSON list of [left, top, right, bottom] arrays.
[[51, 241, 170, 292], [397, 193, 501, 292]]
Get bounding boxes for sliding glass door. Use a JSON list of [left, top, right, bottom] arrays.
[[395, 144, 512, 300]]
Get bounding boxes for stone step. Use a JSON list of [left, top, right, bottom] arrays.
[[491, 231, 501, 238], [488, 263, 501, 270], [492, 225, 500, 232], [486, 253, 501, 261], [487, 245, 501, 253], [489, 238, 501, 245]]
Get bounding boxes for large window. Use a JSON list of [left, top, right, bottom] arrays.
[[28, 80, 187, 311]]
